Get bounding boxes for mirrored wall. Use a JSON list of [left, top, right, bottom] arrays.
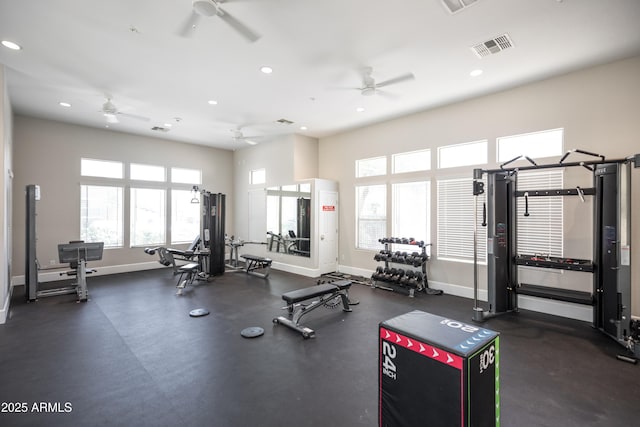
[[266, 183, 311, 257]]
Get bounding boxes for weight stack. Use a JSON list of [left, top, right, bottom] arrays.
[[379, 310, 500, 427]]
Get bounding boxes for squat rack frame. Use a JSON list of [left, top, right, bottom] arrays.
[[471, 150, 640, 361]]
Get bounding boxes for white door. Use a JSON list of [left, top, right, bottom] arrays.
[[318, 191, 338, 274]]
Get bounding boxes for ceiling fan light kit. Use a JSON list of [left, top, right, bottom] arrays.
[[192, 0, 219, 17]]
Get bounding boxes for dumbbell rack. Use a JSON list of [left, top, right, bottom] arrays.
[[371, 237, 443, 297]]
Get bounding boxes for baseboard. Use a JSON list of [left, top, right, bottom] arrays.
[[337, 264, 590, 323], [271, 262, 319, 278], [11, 261, 165, 287], [8, 260, 593, 323], [0, 291, 9, 324], [517, 295, 592, 323]]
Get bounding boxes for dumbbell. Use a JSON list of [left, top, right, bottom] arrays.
[[374, 250, 390, 261], [372, 266, 384, 280], [393, 269, 405, 283]]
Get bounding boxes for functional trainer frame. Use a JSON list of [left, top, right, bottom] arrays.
[[471, 151, 639, 360]]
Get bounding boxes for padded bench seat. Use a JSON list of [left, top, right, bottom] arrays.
[[176, 263, 200, 295], [240, 254, 272, 278], [274, 280, 356, 339], [282, 280, 352, 304]]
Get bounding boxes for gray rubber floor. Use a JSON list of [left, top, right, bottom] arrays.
[[1, 268, 638, 426]]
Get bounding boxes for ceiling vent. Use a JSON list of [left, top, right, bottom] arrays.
[[470, 34, 514, 58], [275, 118, 294, 125], [441, 0, 479, 14], [151, 126, 170, 132]]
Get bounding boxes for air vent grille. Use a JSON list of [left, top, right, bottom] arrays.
[[471, 34, 514, 58], [151, 126, 170, 132], [441, 0, 479, 14], [275, 118, 294, 125]]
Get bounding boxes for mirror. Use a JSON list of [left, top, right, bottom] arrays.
[[266, 183, 311, 257]]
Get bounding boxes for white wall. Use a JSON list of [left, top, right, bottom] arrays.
[[232, 134, 318, 241], [318, 55, 640, 318], [1, 65, 14, 323], [11, 116, 234, 279]]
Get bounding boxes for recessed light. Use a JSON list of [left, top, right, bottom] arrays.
[[163, 123, 173, 128], [207, 100, 218, 105], [300, 126, 307, 131], [470, 69, 483, 77], [260, 66, 273, 74], [58, 102, 72, 108], [356, 107, 365, 112], [1, 40, 21, 50]]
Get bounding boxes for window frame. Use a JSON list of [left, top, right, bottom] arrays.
[[436, 177, 487, 263], [355, 184, 387, 251], [437, 140, 488, 169]]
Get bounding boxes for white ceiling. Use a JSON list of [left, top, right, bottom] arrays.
[[1, 0, 640, 151]]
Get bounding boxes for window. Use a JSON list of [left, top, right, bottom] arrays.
[[131, 163, 165, 182], [356, 185, 386, 250], [171, 167, 201, 184], [356, 156, 386, 177], [437, 178, 486, 262], [516, 170, 563, 256], [393, 149, 431, 173], [130, 188, 166, 246], [438, 140, 487, 169], [280, 196, 298, 235], [171, 189, 201, 244], [80, 185, 123, 247], [251, 168, 266, 185], [497, 128, 563, 162], [393, 181, 430, 253], [266, 194, 280, 234], [81, 158, 123, 179]]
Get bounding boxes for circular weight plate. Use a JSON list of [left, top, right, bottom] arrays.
[[189, 308, 210, 317], [241, 326, 265, 338]]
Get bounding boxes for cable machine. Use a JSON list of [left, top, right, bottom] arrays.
[[472, 151, 639, 361], [201, 190, 226, 276]]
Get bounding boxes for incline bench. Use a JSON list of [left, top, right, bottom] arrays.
[[273, 280, 358, 338], [240, 254, 272, 278]]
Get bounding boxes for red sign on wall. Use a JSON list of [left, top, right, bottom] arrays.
[[322, 205, 335, 211]]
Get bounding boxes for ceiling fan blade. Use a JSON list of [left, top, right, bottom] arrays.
[[375, 72, 415, 88], [217, 7, 261, 42], [118, 112, 151, 122], [376, 89, 399, 100], [178, 11, 201, 37]]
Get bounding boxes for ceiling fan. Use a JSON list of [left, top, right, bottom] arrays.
[[231, 127, 258, 145], [101, 98, 150, 124], [179, 0, 261, 43], [352, 66, 415, 97]]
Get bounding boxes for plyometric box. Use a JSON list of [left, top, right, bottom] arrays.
[[379, 310, 500, 427]]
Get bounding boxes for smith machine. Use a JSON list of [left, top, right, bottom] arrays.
[[25, 184, 104, 302], [471, 150, 640, 362]]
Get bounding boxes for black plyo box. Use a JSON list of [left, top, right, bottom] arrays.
[[379, 310, 500, 427]]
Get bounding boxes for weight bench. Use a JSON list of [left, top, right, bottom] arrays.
[[273, 280, 357, 338], [240, 254, 272, 278], [175, 263, 199, 295]]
